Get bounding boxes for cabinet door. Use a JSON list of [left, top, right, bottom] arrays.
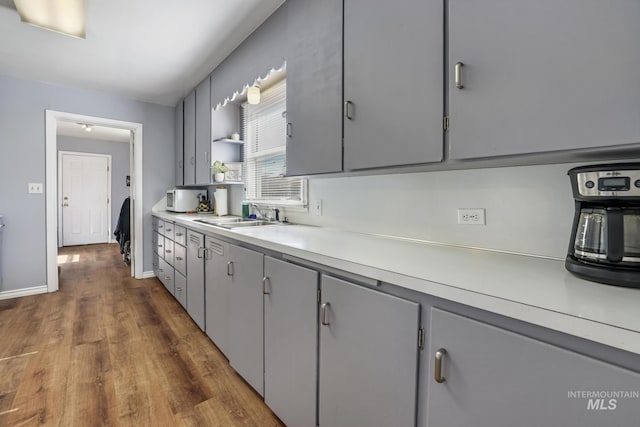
[[204, 237, 231, 357], [186, 230, 205, 330], [174, 243, 186, 276], [343, 0, 443, 170], [158, 258, 174, 295], [195, 77, 212, 185], [286, 0, 343, 176], [174, 271, 187, 309], [175, 100, 184, 186], [427, 308, 640, 427], [319, 275, 420, 427], [228, 244, 264, 396], [264, 257, 318, 427], [163, 238, 174, 267], [448, 0, 640, 159], [183, 91, 196, 185]]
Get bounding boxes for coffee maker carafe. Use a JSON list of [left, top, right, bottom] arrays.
[[566, 163, 640, 288]]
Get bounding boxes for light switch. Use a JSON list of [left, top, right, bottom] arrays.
[[28, 183, 43, 194]]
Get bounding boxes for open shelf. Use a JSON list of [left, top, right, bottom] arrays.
[[213, 138, 245, 145]]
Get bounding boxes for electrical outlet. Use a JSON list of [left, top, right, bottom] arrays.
[[314, 199, 323, 216], [457, 208, 486, 225], [28, 183, 43, 194]]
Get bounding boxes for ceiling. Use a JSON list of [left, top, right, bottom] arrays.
[[0, 0, 285, 106], [57, 121, 131, 142]]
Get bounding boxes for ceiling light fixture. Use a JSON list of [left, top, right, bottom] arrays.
[[247, 86, 261, 105], [13, 0, 86, 39]]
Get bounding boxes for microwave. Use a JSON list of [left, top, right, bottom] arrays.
[[166, 189, 203, 212]]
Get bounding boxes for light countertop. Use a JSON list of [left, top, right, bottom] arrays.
[[153, 211, 640, 355]]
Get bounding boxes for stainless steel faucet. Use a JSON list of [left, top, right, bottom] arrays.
[[250, 203, 271, 221]]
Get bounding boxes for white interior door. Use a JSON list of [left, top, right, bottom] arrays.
[[61, 153, 110, 246]]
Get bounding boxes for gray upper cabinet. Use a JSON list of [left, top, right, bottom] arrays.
[[183, 91, 196, 185], [195, 77, 212, 185], [319, 275, 420, 427], [343, 0, 443, 170], [204, 236, 231, 357], [448, 0, 640, 160], [175, 101, 184, 186], [228, 244, 265, 396], [427, 308, 640, 427], [286, 0, 343, 176], [186, 230, 205, 330], [264, 257, 318, 427]]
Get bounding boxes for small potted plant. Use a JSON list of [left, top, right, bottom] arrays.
[[212, 161, 229, 182]]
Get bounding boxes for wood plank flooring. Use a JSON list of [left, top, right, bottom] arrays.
[[0, 244, 284, 426]]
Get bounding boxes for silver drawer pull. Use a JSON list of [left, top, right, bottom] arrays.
[[175, 233, 183, 237], [286, 122, 292, 137], [344, 100, 354, 120], [176, 257, 183, 261], [434, 348, 447, 383], [165, 276, 171, 281], [158, 244, 163, 248], [454, 62, 465, 89], [176, 287, 183, 292], [166, 250, 172, 254], [320, 302, 331, 326], [262, 277, 271, 295], [227, 261, 233, 276]]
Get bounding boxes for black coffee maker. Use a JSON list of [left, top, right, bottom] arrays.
[[566, 163, 640, 288]]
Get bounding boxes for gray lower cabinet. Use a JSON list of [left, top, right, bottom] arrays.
[[263, 257, 318, 427], [195, 77, 212, 185], [427, 308, 640, 427], [286, 0, 343, 176], [448, 0, 640, 160], [174, 271, 187, 309], [175, 100, 184, 186], [343, 0, 443, 170], [204, 236, 231, 357], [183, 91, 196, 185], [228, 244, 265, 396], [319, 275, 420, 427], [186, 230, 205, 330]]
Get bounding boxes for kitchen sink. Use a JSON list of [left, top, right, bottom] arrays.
[[193, 218, 279, 229]]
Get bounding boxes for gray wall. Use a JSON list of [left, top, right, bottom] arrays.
[[57, 136, 131, 237], [0, 73, 174, 292]]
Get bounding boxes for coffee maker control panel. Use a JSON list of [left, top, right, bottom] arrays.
[[577, 170, 640, 197]]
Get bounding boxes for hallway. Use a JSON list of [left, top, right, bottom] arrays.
[[0, 244, 283, 426]]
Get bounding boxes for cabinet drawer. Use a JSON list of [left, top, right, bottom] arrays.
[[174, 225, 186, 246], [155, 234, 165, 257], [163, 221, 175, 241], [152, 250, 160, 277], [164, 239, 175, 267], [157, 220, 166, 236], [174, 244, 186, 276], [175, 271, 187, 309], [152, 216, 159, 232], [158, 258, 174, 295]]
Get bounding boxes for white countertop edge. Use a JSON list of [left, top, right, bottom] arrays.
[[152, 212, 640, 355]]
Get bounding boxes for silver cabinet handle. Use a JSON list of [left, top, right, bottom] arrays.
[[178, 159, 183, 169], [165, 250, 172, 254], [165, 276, 171, 281], [175, 233, 183, 237], [176, 287, 183, 292], [166, 228, 172, 232], [176, 256, 183, 261], [205, 151, 209, 162], [227, 261, 233, 276], [197, 247, 204, 259], [434, 348, 447, 383], [159, 225, 163, 229], [321, 302, 331, 326], [190, 156, 195, 166], [158, 269, 163, 273], [158, 244, 163, 248], [344, 101, 354, 120], [454, 62, 465, 89], [286, 122, 292, 137], [262, 277, 271, 295]]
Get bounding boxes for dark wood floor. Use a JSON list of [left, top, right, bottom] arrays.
[[0, 243, 283, 426]]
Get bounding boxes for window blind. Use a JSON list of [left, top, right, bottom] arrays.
[[243, 79, 306, 205]]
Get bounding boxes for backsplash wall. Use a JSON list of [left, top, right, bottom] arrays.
[[283, 159, 640, 260]]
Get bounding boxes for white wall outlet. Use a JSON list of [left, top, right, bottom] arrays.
[[28, 183, 43, 194], [457, 208, 486, 225], [314, 199, 323, 216]]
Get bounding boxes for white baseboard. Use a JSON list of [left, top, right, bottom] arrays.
[[0, 285, 48, 301], [141, 271, 156, 279]]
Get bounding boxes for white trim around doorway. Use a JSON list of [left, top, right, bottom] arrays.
[[45, 110, 144, 293]]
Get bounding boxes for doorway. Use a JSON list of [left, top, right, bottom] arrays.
[[59, 152, 112, 246], [45, 111, 144, 293]]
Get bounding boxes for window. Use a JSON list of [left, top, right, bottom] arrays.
[[243, 79, 306, 206]]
